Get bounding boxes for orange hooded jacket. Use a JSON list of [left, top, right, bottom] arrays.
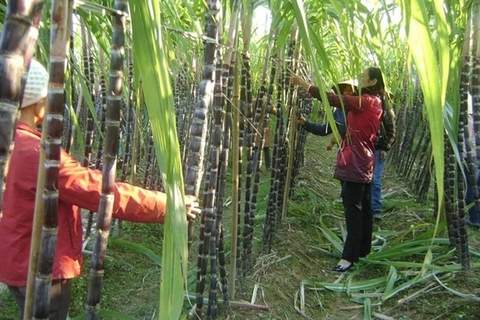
[[0, 122, 167, 286]]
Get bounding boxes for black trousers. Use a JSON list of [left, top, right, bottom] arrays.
[[8, 279, 72, 320], [340, 180, 373, 263]]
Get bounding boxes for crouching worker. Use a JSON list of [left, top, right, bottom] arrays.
[[0, 59, 200, 319]]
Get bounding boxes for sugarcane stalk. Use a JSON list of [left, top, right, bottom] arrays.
[[11, 2, 47, 318], [64, 24, 77, 153], [31, 1, 70, 318], [83, 78, 105, 240], [192, 0, 220, 317], [142, 124, 154, 188], [130, 81, 142, 184], [85, 1, 127, 318], [444, 135, 456, 247], [121, 50, 134, 182], [269, 94, 286, 252], [229, 48, 241, 299], [455, 18, 473, 269], [205, 22, 226, 318], [186, 0, 218, 249], [456, 94, 470, 268], [80, 22, 95, 168], [81, 21, 98, 241], [214, 1, 239, 304], [282, 98, 297, 216], [241, 55, 255, 279], [285, 27, 303, 200], [0, 0, 45, 220]]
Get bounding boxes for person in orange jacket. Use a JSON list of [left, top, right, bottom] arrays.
[[0, 59, 199, 319]]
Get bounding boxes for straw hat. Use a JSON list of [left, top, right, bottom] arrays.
[[332, 79, 358, 95]]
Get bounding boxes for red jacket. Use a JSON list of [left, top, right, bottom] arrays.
[[0, 122, 167, 286], [308, 87, 382, 183]]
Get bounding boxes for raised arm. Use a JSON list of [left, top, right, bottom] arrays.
[[290, 75, 365, 113]]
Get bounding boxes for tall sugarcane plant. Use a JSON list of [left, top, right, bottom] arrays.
[[81, 19, 99, 242], [472, 3, 480, 218], [26, 1, 70, 318], [0, 0, 45, 219], [192, 0, 222, 316], [7, 1, 46, 318], [85, 0, 127, 317]]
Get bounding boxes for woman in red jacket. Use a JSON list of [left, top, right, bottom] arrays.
[[0, 59, 199, 319], [292, 67, 384, 272]]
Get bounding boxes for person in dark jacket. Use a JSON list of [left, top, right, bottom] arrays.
[[293, 67, 384, 272], [372, 104, 396, 220]]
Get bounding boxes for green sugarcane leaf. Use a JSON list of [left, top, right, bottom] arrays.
[[129, 2, 187, 319], [365, 260, 461, 272], [109, 237, 162, 267], [318, 218, 344, 254], [433, 273, 480, 302], [367, 238, 450, 259], [399, 0, 447, 242], [363, 297, 371, 320], [384, 266, 399, 296], [381, 270, 439, 302], [304, 276, 389, 293], [421, 248, 433, 277]]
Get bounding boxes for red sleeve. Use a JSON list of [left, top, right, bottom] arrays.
[[307, 85, 365, 114], [58, 150, 166, 223], [327, 94, 365, 114]]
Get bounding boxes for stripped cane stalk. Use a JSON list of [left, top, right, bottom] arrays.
[[0, 0, 45, 219], [85, 1, 127, 317], [30, 1, 70, 318]]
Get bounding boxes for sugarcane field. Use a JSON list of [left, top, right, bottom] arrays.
[[2, 0, 480, 319]]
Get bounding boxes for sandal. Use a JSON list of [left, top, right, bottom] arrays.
[[332, 263, 354, 272]]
